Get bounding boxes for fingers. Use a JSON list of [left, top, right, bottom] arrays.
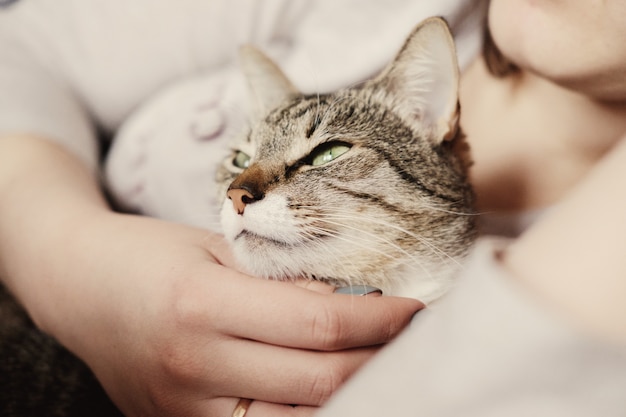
[[201, 268, 423, 350], [205, 398, 317, 417], [153, 319, 378, 406], [196, 234, 421, 350], [206, 338, 377, 405]]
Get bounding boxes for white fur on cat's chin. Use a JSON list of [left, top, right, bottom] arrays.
[[220, 193, 460, 304]]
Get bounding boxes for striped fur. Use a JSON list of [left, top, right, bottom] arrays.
[[217, 18, 476, 303]]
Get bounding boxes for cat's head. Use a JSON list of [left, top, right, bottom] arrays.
[[217, 17, 475, 303]]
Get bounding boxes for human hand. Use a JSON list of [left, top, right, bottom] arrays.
[[0, 136, 421, 416], [54, 214, 423, 417]]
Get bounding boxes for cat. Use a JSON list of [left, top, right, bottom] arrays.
[[217, 17, 475, 303], [0, 16, 475, 417]]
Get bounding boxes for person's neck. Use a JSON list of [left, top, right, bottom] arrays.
[[460, 57, 626, 212]]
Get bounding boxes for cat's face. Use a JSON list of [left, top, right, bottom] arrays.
[[217, 18, 475, 303]]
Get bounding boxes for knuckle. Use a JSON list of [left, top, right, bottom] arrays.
[[165, 273, 213, 333], [145, 382, 175, 416], [306, 359, 346, 406], [156, 337, 199, 384], [154, 319, 205, 385], [141, 363, 191, 417], [309, 305, 345, 350], [377, 308, 397, 342]]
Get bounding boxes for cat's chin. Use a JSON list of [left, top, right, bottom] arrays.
[[230, 234, 459, 304], [234, 230, 292, 249], [231, 241, 300, 281]]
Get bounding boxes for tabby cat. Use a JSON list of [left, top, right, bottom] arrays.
[[0, 17, 474, 417], [217, 17, 475, 303]]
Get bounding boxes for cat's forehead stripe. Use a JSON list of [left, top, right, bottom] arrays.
[[265, 94, 330, 126], [327, 183, 406, 215], [368, 141, 463, 204]]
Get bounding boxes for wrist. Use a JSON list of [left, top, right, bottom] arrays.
[[0, 135, 109, 333]]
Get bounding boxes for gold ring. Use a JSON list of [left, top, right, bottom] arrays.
[[231, 398, 253, 417]]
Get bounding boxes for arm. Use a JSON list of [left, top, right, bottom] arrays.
[[502, 136, 626, 345], [0, 134, 422, 417], [317, 137, 626, 417]]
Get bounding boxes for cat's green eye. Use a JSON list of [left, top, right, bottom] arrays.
[[233, 150, 251, 169], [310, 142, 352, 166]]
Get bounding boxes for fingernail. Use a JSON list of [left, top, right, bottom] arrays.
[[334, 285, 383, 296]]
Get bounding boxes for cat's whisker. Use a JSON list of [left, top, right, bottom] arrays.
[[297, 227, 365, 286], [304, 225, 434, 287], [314, 90, 322, 132], [411, 201, 478, 217], [344, 216, 460, 268], [305, 217, 436, 280], [306, 208, 465, 268]]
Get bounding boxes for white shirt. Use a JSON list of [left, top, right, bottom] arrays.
[[4, 2, 622, 416]]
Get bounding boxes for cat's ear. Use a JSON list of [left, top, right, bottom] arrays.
[[373, 17, 460, 143], [239, 45, 299, 116]]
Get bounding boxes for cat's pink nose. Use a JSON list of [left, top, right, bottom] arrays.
[[227, 188, 255, 215]]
